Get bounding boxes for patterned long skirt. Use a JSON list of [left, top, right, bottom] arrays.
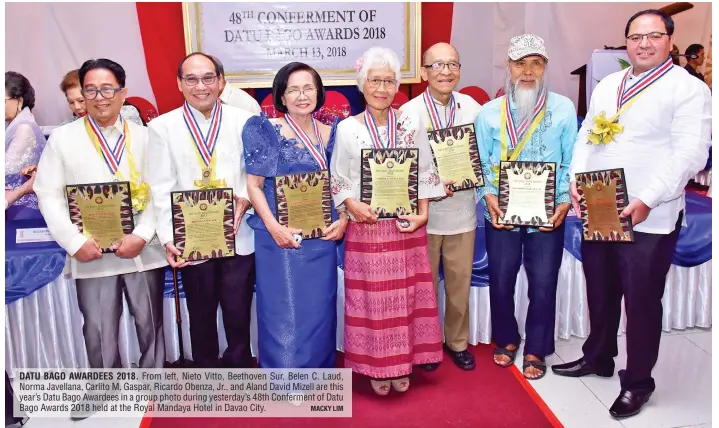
[[343, 219, 443, 379]]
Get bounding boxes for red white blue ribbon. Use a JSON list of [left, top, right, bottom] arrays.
[[505, 89, 547, 148], [364, 109, 397, 149], [182, 100, 222, 167], [422, 88, 455, 130], [87, 115, 126, 175], [284, 114, 326, 169], [616, 56, 673, 110]]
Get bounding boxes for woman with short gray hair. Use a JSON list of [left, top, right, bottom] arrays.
[[330, 46, 445, 396]]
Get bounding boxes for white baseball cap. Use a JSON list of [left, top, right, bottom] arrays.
[[508, 34, 549, 61]]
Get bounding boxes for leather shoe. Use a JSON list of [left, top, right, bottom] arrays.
[[444, 344, 476, 370], [418, 363, 439, 372], [609, 389, 652, 419], [551, 358, 613, 378]]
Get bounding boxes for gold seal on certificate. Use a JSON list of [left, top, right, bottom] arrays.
[[274, 171, 332, 240], [575, 168, 633, 242], [171, 188, 235, 261], [360, 148, 419, 218], [498, 161, 556, 227], [427, 123, 484, 192], [66, 181, 135, 252]]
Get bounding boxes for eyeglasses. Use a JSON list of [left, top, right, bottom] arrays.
[[181, 74, 219, 86], [423, 62, 461, 72], [367, 78, 397, 89], [285, 86, 317, 99], [626, 32, 668, 43], [510, 60, 545, 71], [82, 87, 123, 100]]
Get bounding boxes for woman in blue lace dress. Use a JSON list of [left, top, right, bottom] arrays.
[[242, 62, 348, 368], [5, 72, 45, 211]]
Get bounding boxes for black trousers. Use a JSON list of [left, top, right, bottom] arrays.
[[485, 220, 565, 358], [181, 254, 255, 368], [581, 213, 683, 392]]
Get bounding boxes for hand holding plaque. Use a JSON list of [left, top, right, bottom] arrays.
[[171, 188, 236, 261], [427, 124, 484, 193], [360, 148, 419, 218], [575, 168, 633, 242], [497, 161, 556, 227], [274, 171, 332, 240], [66, 181, 135, 253]]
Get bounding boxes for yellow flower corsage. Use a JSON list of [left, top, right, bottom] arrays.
[[587, 111, 624, 145]]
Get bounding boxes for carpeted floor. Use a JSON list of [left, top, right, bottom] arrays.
[[144, 344, 562, 428]]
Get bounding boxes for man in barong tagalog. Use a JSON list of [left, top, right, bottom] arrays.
[[147, 52, 256, 369], [552, 10, 711, 419], [474, 34, 577, 380], [34, 58, 167, 419], [401, 42, 482, 371]]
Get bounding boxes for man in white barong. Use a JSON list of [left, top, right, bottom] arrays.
[[552, 9, 712, 419], [401, 42, 482, 371], [34, 58, 167, 420]]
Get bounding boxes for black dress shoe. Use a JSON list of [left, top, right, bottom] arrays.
[[551, 358, 613, 378], [443, 344, 476, 370], [418, 363, 440, 372], [609, 389, 652, 419]]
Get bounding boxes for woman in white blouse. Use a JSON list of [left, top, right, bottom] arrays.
[[330, 47, 445, 396]]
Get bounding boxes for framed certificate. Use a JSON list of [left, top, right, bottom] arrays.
[[498, 161, 556, 227], [360, 148, 419, 218], [274, 171, 333, 240], [427, 123, 484, 192], [66, 181, 135, 253], [171, 188, 236, 261], [575, 168, 633, 242]]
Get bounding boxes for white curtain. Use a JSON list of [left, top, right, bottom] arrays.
[[6, 252, 711, 373]]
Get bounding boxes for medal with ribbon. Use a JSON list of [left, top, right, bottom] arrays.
[[284, 114, 327, 169], [588, 57, 673, 145], [85, 115, 150, 214], [183, 100, 226, 189], [364, 108, 397, 149], [422, 89, 455, 131], [492, 90, 547, 186]]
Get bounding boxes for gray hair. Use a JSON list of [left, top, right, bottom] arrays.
[[356, 46, 401, 92]]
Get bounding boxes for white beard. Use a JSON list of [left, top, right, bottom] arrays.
[[505, 76, 543, 124]]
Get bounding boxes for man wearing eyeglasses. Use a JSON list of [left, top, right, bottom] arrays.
[[147, 52, 255, 369], [34, 58, 167, 373], [400, 42, 481, 371], [552, 10, 711, 419], [474, 34, 578, 381]]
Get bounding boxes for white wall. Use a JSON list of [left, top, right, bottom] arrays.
[[451, 2, 712, 110], [5, 2, 157, 126]]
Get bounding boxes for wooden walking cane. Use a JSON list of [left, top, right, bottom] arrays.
[[171, 267, 187, 367]]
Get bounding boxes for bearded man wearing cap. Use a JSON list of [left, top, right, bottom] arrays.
[[474, 34, 577, 380]]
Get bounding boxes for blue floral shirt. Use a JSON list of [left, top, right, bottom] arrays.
[[474, 91, 578, 231]]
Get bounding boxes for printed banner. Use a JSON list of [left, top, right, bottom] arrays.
[[183, 2, 421, 87]]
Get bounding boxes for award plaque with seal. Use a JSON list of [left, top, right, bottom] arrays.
[[497, 161, 556, 227], [575, 168, 633, 242], [360, 148, 419, 218], [274, 170, 332, 240], [427, 123, 483, 192], [66, 181, 135, 252], [170, 188, 235, 261]]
